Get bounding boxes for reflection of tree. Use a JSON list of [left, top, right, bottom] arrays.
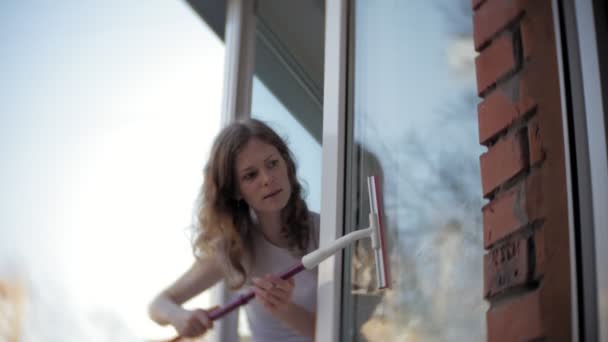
[[346, 1, 487, 341], [359, 134, 486, 340], [356, 121, 485, 341], [0, 268, 140, 342], [0, 279, 24, 342]]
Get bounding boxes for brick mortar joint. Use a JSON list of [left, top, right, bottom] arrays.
[[485, 283, 540, 308], [482, 105, 538, 148], [485, 165, 526, 201], [476, 12, 525, 53], [479, 67, 535, 109], [478, 17, 529, 98], [479, 65, 524, 99], [482, 129, 531, 200], [485, 218, 544, 251], [529, 156, 546, 170]]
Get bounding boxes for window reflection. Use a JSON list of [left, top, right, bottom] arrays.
[[342, 1, 486, 341]]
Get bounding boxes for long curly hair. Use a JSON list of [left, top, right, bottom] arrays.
[[192, 119, 310, 289]]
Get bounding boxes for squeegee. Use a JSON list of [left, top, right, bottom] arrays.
[[168, 176, 390, 341]]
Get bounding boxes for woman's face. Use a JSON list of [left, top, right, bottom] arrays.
[[234, 138, 292, 215]]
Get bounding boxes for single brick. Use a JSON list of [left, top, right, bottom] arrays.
[[484, 228, 545, 297], [480, 130, 529, 197], [474, 0, 525, 51], [482, 170, 544, 247], [487, 290, 545, 341], [478, 75, 537, 145], [478, 90, 518, 144], [475, 34, 517, 95], [483, 189, 519, 247], [484, 236, 529, 297]]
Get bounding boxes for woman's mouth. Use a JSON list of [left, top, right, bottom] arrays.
[[263, 189, 282, 200]]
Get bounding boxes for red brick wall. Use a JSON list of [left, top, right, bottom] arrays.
[[473, 0, 572, 341]]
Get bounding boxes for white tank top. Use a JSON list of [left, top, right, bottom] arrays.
[[243, 211, 320, 342]]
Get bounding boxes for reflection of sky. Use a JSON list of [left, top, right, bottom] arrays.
[[353, 1, 482, 232], [1, 2, 223, 340], [251, 78, 322, 213], [354, 2, 477, 146], [349, 1, 486, 341]]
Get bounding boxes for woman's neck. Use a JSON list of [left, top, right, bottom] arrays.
[[256, 211, 288, 247]]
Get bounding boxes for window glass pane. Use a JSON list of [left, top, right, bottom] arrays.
[[252, 77, 322, 212], [251, 0, 325, 213], [239, 3, 324, 339], [342, 1, 487, 341]]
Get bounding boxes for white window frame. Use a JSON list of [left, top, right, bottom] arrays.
[[220, 0, 255, 124], [573, 1, 608, 340], [315, 1, 349, 341], [212, 0, 255, 341]]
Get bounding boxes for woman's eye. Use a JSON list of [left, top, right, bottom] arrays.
[[268, 159, 279, 168], [243, 171, 257, 181]]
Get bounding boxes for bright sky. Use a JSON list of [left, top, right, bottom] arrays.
[[0, 1, 224, 340]]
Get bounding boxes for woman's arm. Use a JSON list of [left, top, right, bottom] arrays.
[[279, 302, 316, 338], [148, 256, 223, 336]]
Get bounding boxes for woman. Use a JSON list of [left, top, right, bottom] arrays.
[[148, 119, 319, 341]]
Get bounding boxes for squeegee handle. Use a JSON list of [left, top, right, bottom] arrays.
[[207, 262, 306, 321], [301, 227, 372, 269]]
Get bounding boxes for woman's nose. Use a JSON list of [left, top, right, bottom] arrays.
[[260, 169, 273, 186]]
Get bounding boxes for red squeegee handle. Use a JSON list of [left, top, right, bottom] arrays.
[[207, 262, 305, 321], [166, 261, 306, 342]]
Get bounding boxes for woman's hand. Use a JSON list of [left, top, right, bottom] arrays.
[[253, 274, 295, 316], [170, 308, 214, 338], [252, 275, 315, 337]]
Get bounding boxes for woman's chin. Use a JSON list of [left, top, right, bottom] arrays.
[[254, 198, 289, 214]]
